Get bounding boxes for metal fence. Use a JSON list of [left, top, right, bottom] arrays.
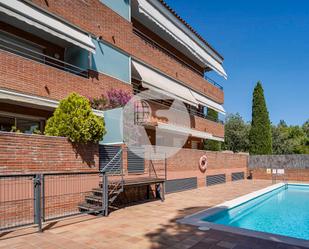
[[0, 172, 103, 232], [0, 174, 36, 231]]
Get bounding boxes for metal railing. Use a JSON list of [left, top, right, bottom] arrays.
[[133, 28, 224, 91], [101, 148, 124, 216], [0, 174, 36, 231], [42, 172, 101, 222], [0, 37, 89, 78], [205, 76, 224, 90], [0, 172, 102, 232]]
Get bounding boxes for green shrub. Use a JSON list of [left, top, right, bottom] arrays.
[[45, 93, 106, 143]]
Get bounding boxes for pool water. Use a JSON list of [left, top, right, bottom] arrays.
[[203, 184, 309, 240]]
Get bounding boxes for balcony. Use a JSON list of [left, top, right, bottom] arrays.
[[134, 99, 224, 139], [132, 28, 224, 104], [0, 34, 89, 78]]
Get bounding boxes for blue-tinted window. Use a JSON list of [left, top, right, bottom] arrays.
[[91, 39, 130, 83], [100, 0, 130, 21]]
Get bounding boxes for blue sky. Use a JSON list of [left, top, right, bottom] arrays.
[[164, 0, 309, 126]]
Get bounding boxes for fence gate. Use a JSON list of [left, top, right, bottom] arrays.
[[0, 174, 36, 231]]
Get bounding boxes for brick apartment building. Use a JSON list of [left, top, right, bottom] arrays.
[[0, 0, 226, 145], [0, 0, 247, 192]]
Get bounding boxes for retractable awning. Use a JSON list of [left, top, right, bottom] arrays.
[[0, 0, 95, 53], [157, 122, 224, 142], [0, 89, 104, 117], [191, 91, 226, 115], [134, 0, 227, 79], [132, 60, 198, 107]]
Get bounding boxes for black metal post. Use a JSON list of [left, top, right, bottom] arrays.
[[102, 172, 109, 216], [34, 174, 42, 232], [164, 153, 167, 180], [42, 175, 45, 222]]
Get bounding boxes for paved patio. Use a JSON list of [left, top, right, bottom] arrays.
[[1, 180, 308, 249]]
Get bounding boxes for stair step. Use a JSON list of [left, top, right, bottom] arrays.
[[78, 202, 103, 213], [92, 187, 123, 196], [99, 182, 123, 188], [109, 195, 118, 203], [92, 188, 104, 195], [85, 195, 103, 203]]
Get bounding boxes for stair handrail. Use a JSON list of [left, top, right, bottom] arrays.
[[101, 148, 123, 175], [149, 160, 158, 179], [100, 148, 124, 216]]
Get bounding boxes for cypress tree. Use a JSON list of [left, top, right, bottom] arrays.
[[249, 81, 272, 155]]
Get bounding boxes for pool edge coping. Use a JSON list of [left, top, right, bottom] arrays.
[[177, 182, 309, 248]]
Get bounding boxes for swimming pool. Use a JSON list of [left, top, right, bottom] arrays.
[[179, 183, 309, 246], [204, 184, 309, 240]]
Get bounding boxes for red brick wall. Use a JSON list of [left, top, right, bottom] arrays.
[[167, 149, 248, 187], [30, 0, 224, 104], [0, 131, 99, 173], [0, 50, 132, 102], [131, 32, 224, 103], [194, 116, 225, 138]]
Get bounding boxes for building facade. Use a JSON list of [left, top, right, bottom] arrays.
[[0, 0, 226, 150]]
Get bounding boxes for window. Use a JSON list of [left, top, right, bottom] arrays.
[[0, 116, 15, 132], [17, 118, 41, 134], [0, 114, 44, 134]]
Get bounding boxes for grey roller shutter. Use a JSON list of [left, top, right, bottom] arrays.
[[127, 147, 145, 174], [206, 174, 226, 186], [232, 172, 245, 181], [165, 177, 198, 194]]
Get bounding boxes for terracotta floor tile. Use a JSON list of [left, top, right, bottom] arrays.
[[1, 180, 304, 249]]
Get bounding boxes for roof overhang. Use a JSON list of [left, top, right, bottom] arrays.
[[0, 89, 104, 117], [132, 0, 227, 79], [0, 0, 95, 53]]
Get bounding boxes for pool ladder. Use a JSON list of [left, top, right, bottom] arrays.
[[283, 175, 288, 189]]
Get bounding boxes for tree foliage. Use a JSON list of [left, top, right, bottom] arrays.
[[204, 139, 221, 151], [249, 82, 272, 155], [204, 108, 221, 151], [45, 93, 106, 143], [223, 113, 250, 152], [206, 108, 219, 122], [272, 120, 309, 154]]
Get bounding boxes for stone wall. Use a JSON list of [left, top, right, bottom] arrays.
[[249, 155, 309, 182]]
